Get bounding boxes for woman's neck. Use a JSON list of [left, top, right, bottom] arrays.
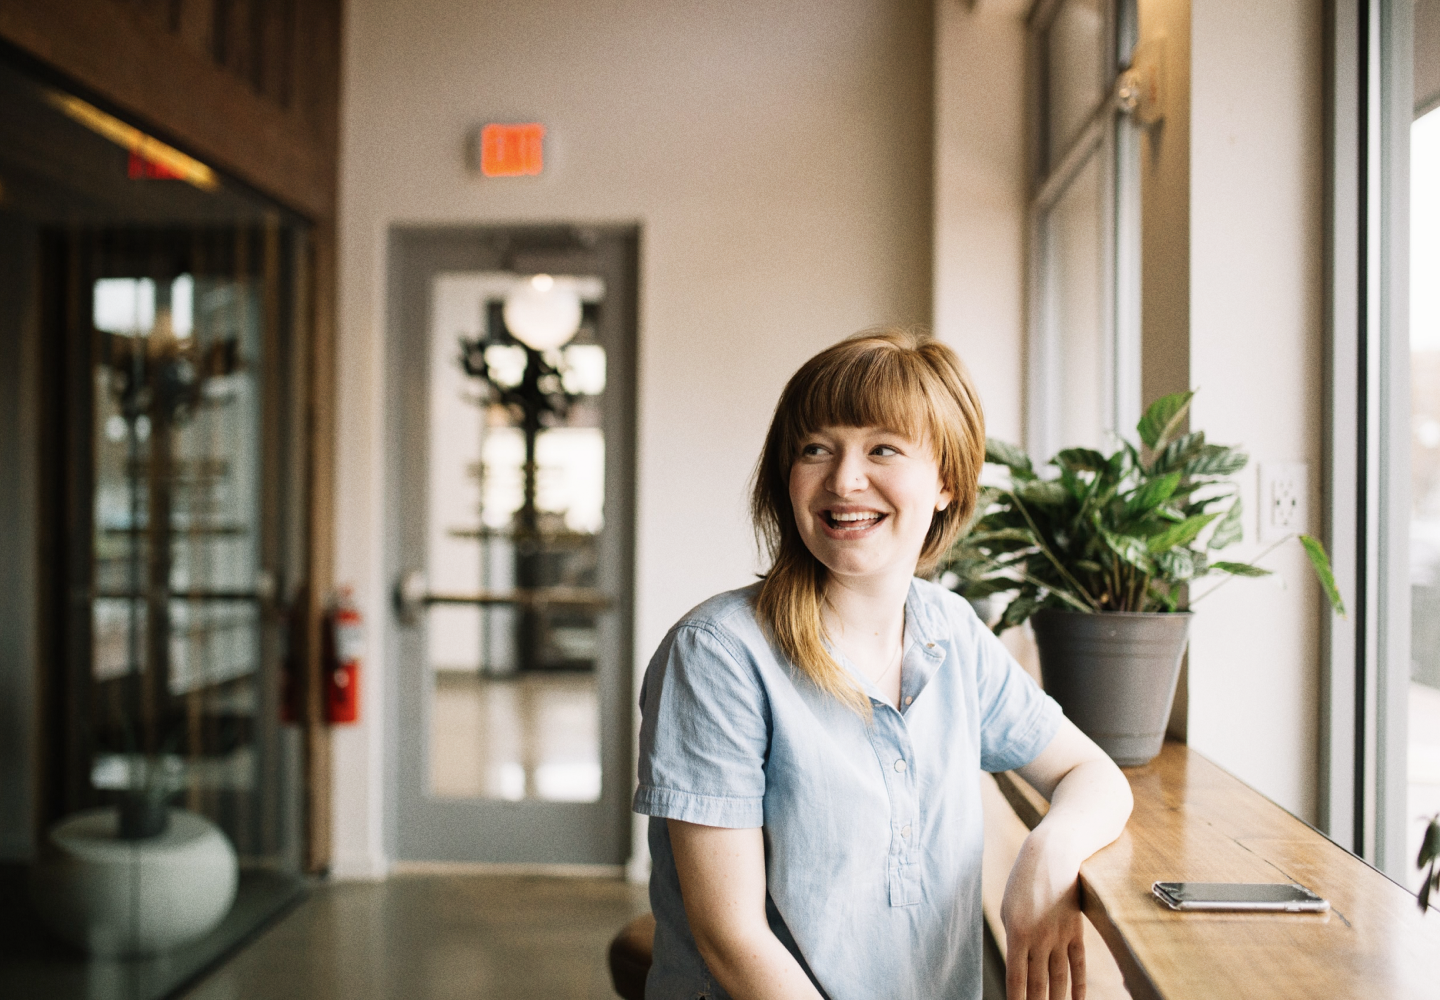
[[820, 568, 911, 666]]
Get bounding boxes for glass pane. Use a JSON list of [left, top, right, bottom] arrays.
[[0, 53, 307, 994], [1044, 153, 1107, 452], [1046, 0, 1107, 170], [426, 273, 606, 802], [1409, 106, 1440, 893]]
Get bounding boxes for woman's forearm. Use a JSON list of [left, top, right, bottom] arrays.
[[693, 925, 825, 1000], [669, 819, 825, 1000], [1030, 755, 1133, 871]]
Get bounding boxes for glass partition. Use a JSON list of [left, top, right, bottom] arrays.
[[0, 53, 308, 1000]]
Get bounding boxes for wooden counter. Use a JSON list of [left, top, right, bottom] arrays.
[[991, 742, 1440, 1000]]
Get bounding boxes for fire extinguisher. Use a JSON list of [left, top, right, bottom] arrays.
[[325, 587, 364, 725]]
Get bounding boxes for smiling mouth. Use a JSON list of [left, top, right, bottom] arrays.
[[824, 510, 887, 531]]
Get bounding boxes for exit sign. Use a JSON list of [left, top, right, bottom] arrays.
[[479, 123, 545, 177]]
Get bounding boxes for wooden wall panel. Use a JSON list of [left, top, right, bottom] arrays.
[[0, 0, 339, 219]]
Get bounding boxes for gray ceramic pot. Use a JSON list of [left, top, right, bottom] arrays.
[[1030, 609, 1192, 767]]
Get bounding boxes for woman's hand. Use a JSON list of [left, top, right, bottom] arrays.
[[1000, 827, 1087, 1000], [1002, 718, 1135, 1000]]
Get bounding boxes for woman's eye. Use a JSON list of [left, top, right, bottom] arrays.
[[871, 444, 899, 457], [801, 443, 827, 457]]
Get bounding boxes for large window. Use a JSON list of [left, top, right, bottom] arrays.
[[1028, 0, 1140, 459]]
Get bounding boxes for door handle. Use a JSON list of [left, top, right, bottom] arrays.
[[394, 569, 428, 625], [394, 569, 612, 625]]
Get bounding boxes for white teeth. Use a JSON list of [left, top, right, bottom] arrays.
[[831, 511, 881, 523]]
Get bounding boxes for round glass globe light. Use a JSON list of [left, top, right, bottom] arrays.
[[502, 275, 582, 351]]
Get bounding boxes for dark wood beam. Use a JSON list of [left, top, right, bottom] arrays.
[[0, 0, 336, 219]]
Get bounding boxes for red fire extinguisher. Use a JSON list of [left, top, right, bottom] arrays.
[[325, 587, 364, 725]]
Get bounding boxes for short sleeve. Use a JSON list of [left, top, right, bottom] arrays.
[[633, 622, 770, 828], [973, 623, 1063, 773]]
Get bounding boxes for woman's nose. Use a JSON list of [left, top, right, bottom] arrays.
[[825, 449, 867, 495]]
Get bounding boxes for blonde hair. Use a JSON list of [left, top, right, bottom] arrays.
[[750, 329, 986, 712]]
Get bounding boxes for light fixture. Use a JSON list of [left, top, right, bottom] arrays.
[[502, 274, 582, 351]]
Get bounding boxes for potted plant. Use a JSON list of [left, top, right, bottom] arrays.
[[943, 391, 1344, 766]]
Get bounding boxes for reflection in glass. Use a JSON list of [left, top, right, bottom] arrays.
[[1042, 154, 1107, 452], [1409, 107, 1440, 892], [1045, 0, 1107, 169], [0, 53, 306, 995], [426, 274, 607, 802]]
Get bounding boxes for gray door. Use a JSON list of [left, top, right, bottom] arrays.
[[387, 227, 636, 865]]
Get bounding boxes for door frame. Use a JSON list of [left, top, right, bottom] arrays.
[[383, 225, 638, 866]]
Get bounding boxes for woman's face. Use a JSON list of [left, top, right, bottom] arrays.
[[788, 425, 952, 587]]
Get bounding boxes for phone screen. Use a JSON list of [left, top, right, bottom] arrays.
[[1152, 881, 1329, 911]]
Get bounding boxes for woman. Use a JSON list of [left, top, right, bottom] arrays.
[[635, 330, 1133, 1000]]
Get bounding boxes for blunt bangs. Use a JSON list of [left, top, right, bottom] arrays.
[[766, 334, 979, 537]]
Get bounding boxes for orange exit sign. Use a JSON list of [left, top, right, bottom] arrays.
[[479, 123, 545, 177]]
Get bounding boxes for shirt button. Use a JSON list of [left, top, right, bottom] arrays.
[[901, 824, 912, 838], [927, 643, 935, 649], [904, 696, 913, 705], [894, 759, 907, 772]]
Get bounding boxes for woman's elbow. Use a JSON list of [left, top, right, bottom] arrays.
[[691, 922, 768, 986]]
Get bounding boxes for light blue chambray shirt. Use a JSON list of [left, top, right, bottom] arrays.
[[633, 578, 1063, 1000]]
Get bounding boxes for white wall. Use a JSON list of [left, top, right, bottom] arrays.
[[933, 0, 1030, 445], [1187, 0, 1324, 822], [333, 0, 935, 876]]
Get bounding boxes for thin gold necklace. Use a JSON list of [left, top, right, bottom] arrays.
[[868, 612, 905, 687]]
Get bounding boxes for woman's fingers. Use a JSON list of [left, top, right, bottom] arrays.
[[1027, 948, 1050, 1000], [1048, 945, 1069, 1000], [1006, 929, 1088, 999], [1006, 946, 1029, 1000], [1068, 934, 1087, 1000]]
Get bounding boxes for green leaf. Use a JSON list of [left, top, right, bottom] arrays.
[[1053, 448, 1109, 474], [966, 527, 1035, 545], [1146, 512, 1220, 553], [995, 592, 1044, 634], [959, 576, 1022, 599], [1154, 547, 1197, 580], [1418, 815, 1440, 868], [1184, 444, 1250, 477], [986, 439, 1035, 479], [1299, 534, 1347, 617], [1122, 472, 1182, 519], [1210, 560, 1271, 577], [1014, 479, 1070, 507], [1101, 528, 1153, 570], [1137, 391, 1194, 450], [1149, 431, 1207, 476], [1209, 498, 1244, 550]]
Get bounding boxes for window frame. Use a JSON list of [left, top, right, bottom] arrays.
[[1026, 0, 1141, 462]]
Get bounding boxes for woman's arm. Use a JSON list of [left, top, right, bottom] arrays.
[[668, 819, 825, 1000], [1002, 718, 1134, 1000]]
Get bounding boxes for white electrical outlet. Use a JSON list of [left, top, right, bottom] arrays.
[[1257, 462, 1308, 543]]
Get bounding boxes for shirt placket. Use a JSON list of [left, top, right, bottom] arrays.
[[870, 707, 922, 906]]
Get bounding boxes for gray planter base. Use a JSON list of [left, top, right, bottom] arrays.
[[1031, 609, 1192, 767]]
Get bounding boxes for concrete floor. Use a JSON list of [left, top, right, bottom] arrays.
[[180, 874, 650, 1000]]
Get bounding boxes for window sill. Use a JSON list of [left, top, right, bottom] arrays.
[[984, 741, 1440, 999]]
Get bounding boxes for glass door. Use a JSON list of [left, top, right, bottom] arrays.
[[389, 229, 636, 865]]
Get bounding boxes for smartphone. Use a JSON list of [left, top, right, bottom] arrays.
[[1151, 881, 1330, 913]]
